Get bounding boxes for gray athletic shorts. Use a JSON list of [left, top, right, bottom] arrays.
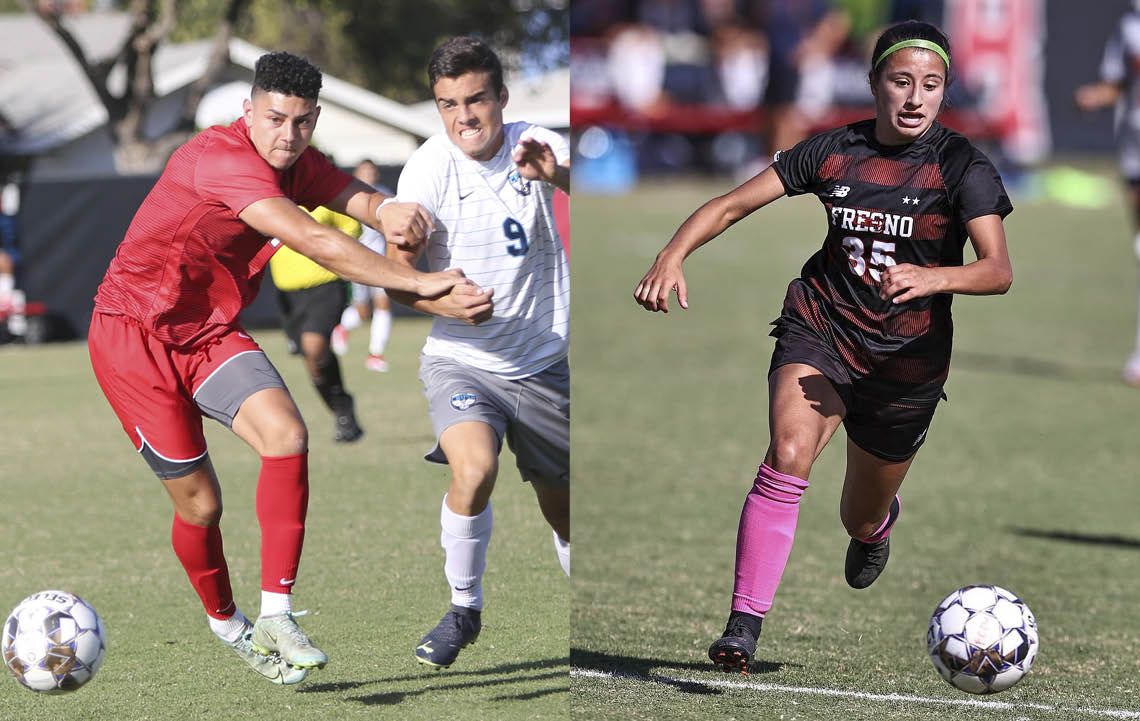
[[419, 354, 569, 488]]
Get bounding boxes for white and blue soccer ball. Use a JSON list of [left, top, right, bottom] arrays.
[[2, 590, 107, 693], [927, 584, 1037, 694]]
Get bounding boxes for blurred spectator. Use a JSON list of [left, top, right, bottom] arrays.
[[1075, 4, 1140, 385], [755, 0, 851, 156]]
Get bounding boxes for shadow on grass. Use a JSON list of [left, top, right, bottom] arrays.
[[297, 656, 570, 706], [953, 350, 1120, 384], [570, 648, 795, 696], [1010, 527, 1140, 550]]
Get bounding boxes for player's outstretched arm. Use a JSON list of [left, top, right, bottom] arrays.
[[512, 138, 570, 195], [634, 165, 786, 313], [326, 178, 435, 249], [384, 241, 494, 325], [1074, 81, 1123, 113], [878, 214, 1012, 304], [240, 196, 463, 298]]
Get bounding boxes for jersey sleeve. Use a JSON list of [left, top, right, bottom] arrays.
[[195, 140, 286, 215], [1101, 22, 1126, 85], [771, 129, 838, 197], [396, 141, 446, 219], [289, 147, 355, 210], [955, 150, 1013, 223]]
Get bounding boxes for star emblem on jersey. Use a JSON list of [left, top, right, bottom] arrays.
[[450, 392, 478, 411], [508, 168, 532, 196], [902, 195, 921, 205]]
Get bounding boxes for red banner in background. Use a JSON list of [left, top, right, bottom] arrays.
[[944, 0, 1051, 164]]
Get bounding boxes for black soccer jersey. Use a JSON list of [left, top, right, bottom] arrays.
[[770, 119, 1012, 387]]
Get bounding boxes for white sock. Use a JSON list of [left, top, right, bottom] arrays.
[[259, 591, 292, 618], [553, 531, 570, 577], [209, 608, 249, 643], [0, 274, 12, 294], [440, 495, 492, 611], [369, 308, 392, 356], [340, 305, 362, 331]]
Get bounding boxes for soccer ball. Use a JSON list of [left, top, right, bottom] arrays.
[[927, 584, 1037, 694], [2, 590, 107, 693]]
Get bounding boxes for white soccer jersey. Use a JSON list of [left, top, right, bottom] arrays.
[[397, 122, 569, 379], [1101, 10, 1140, 134]]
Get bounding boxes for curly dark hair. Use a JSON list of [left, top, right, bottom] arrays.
[[428, 36, 503, 95], [253, 51, 323, 100]]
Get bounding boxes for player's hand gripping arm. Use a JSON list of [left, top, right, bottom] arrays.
[[384, 241, 494, 325], [239, 196, 464, 297], [326, 178, 435, 249], [512, 138, 570, 195], [878, 214, 1012, 304], [634, 165, 787, 312], [1074, 81, 1123, 113]]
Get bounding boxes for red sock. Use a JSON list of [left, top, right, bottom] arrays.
[[171, 514, 235, 619], [256, 453, 309, 594]]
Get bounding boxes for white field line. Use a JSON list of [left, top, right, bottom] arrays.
[[571, 668, 1140, 719]]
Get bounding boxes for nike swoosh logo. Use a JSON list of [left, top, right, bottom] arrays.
[[238, 332, 252, 339], [458, 190, 474, 200], [454, 584, 476, 592], [280, 578, 296, 586]]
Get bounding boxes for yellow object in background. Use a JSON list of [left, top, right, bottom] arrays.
[[269, 207, 363, 291]]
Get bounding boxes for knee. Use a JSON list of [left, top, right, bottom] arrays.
[[179, 494, 222, 527], [766, 435, 816, 478], [262, 417, 308, 456], [450, 458, 497, 491]]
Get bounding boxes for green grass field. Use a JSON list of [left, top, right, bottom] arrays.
[[0, 317, 569, 720], [570, 178, 1140, 720]]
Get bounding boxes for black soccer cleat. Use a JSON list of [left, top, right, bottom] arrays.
[[708, 612, 762, 674], [333, 401, 364, 443], [845, 536, 890, 589], [414, 605, 481, 669]]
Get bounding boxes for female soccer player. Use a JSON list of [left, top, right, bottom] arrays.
[[634, 20, 1013, 674]]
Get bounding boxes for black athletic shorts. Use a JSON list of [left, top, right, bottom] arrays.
[[276, 281, 348, 348], [769, 319, 945, 463]]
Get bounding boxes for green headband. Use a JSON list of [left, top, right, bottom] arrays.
[[873, 39, 950, 72]]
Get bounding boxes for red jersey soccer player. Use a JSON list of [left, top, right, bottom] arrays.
[[89, 52, 466, 685], [635, 22, 1013, 674]]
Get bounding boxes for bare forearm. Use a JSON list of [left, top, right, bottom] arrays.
[[301, 228, 420, 292], [932, 257, 1013, 296], [657, 195, 741, 262]]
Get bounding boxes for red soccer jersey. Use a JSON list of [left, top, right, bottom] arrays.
[[94, 117, 352, 347]]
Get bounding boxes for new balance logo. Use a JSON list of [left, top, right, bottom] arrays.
[[828, 185, 851, 198]]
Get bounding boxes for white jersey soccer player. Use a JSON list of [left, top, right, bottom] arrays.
[[397, 122, 569, 377], [387, 36, 569, 670], [1077, 6, 1140, 384]]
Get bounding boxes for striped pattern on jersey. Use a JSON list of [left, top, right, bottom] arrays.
[[94, 118, 351, 348], [772, 120, 1011, 386], [398, 122, 569, 379]]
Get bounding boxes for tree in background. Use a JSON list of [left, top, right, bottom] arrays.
[[7, 0, 565, 173], [17, 0, 248, 173], [176, 0, 568, 103]]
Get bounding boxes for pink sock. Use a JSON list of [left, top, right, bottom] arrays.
[[859, 495, 901, 544], [731, 463, 809, 617], [256, 453, 309, 594], [171, 514, 235, 619]]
